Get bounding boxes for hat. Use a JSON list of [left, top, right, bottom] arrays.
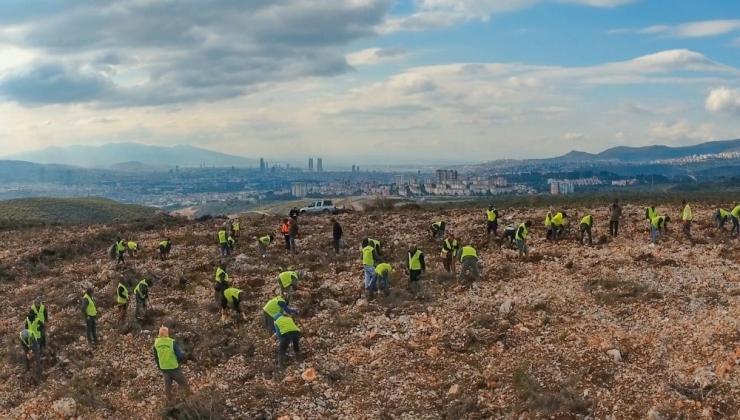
[[159, 326, 169, 337], [20, 330, 29, 340]]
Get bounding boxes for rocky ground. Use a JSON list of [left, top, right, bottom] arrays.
[[1, 203, 740, 419]]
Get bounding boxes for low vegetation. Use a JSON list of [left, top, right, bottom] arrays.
[[0, 197, 158, 224]]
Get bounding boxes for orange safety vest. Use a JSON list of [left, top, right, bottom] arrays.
[[281, 223, 290, 234]]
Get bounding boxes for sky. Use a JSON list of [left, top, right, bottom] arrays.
[[0, 0, 739, 163]]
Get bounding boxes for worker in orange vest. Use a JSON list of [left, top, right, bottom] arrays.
[[280, 219, 291, 252]]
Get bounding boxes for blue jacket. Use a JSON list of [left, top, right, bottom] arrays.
[[277, 300, 298, 315]]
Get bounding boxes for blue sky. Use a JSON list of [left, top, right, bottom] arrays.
[[0, 0, 739, 164]]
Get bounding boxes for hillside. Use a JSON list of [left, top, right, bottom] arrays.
[[0, 197, 159, 224], [1, 202, 740, 418], [554, 138, 740, 162], [5, 142, 257, 167]]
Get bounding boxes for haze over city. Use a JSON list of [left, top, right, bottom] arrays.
[[0, 0, 739, 162]]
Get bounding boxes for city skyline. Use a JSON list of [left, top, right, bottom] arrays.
[[0, 1, 739, 160]]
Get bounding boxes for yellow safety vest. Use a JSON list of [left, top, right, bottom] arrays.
[[83, 293, 97, 317], [128, 241, 137, 250], [375, 263, 392, 276], [26, 317, 41, 340], [683, 205, 692, 221], [408, 251, 422, 270], [362, 246, 375, 266], [274, 316, 300, 334], [259, 236, 271, 245], [224, 288, 242, 303], [215, 267, 229, 284], [515, 223, 528, 241], [30, 304, 46, 323], [732, 206, 740, 218], [117, 283, 128, 304], [545, 212, 552, 227], [263, 296, 286, 318], [552, 213, 564, 226], [580, 215, 592, 226], [646, 207, 656, 220], [460, 246, 477, 261], [279, 271, 297, 288], [486, 209, 497, 221], [116, 240, 125, 252], [651, 216, 666, 228], [154, 337, 179, 370], [218, 230, 227, 244]]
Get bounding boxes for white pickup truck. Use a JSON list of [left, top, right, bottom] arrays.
[[299, 200, 340, 215]]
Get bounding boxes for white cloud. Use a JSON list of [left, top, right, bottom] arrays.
[[564, 132, 585, 140], [649, 120, 715, 145], [382, 0, 639, 32], [613, 19, 740, 38], [706, 87, 740, 116], [345, 47, 409, 66]]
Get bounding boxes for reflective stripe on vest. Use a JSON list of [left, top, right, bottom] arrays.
[[117, 283, 129, 304], [460, 246, 477, 261], [275, 316, 300, 334], [218, 230, 227, 243], [263, 296, 286, 318], [279, 272, 296, 288], [84, 294, 97, 317], [408, 251, 422, 270], [154, 337, 179, 370]]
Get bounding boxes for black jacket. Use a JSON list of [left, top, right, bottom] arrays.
[[333, 222, 343, 239]]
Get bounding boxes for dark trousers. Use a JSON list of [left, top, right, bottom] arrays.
[[159, 245, 170, 260], [487, 221, 498, 236], [503, 231, 516, 244], [221, 297, 241, 314], [442, 253, 453, 272], [22, 342, 42, 377], [263, 311, 276, 333], [733, 216, 740, 235], [214, 282, 228, 303], [580, 224, 592, 245], [332, 238, 341, 254], [609, 221, 619, 236], [39, 325, 47, 351], [278, 332, 301, 356], [117, 251, 125, 264], [135, 296, 147, 319], [683, 221, 692, 238], [409, 269, 421, 283], [85, 316, 98, 345], [284, 235, 291, 250], [220, 243, 230, 256], [289, 234, 297, 254]]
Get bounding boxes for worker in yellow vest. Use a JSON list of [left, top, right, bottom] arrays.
[[407, 246, 426, 295], [645, 204, 657, 229], [486, 206, 499, 237], [715, 208, 730, 230], [80, 287, 99, 346], [550, 212, 567, 240], [25, 310, 42, 352], [681, 200, 692, 239], [458, 245, 480, 281], [227, 233, 236, 253], [731, 205, 740, 236], [159, 237, 172, 261], [374, 263, 393, 297], [262, 296, 298, 333], [218, 228, 230, 256], [153, 326, 192, 402], [515, 221, 532, 259], [116, 237, 126, 265], [273, 313, 302, 368], [117, 281, 129, 323], [221, 287, 247, 321], [651, 215, 670, 244], [257, 234, 274, 257], [545, 210, 553, 240], [278, 270, 303, 302], [430, 221, 446, 239], [231, 219, 241, 239], [361, 239, 380, 298], [366, 237, 383, 256], [134, 279, 150, 320], [30, 297, 48, 351], [214, 263, 230, 303], [579, 215, 594, 246], [19, 329, 42, 378], [441, 233, 459, 273], [127, 240, 138, 258]]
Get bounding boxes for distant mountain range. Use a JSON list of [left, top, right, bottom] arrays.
[[552, 138, 740, 162], [4, 142, 256, 167]]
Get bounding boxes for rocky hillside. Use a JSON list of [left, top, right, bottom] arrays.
[[1, 204, 740, 419], [0, 197, 159, 224]]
